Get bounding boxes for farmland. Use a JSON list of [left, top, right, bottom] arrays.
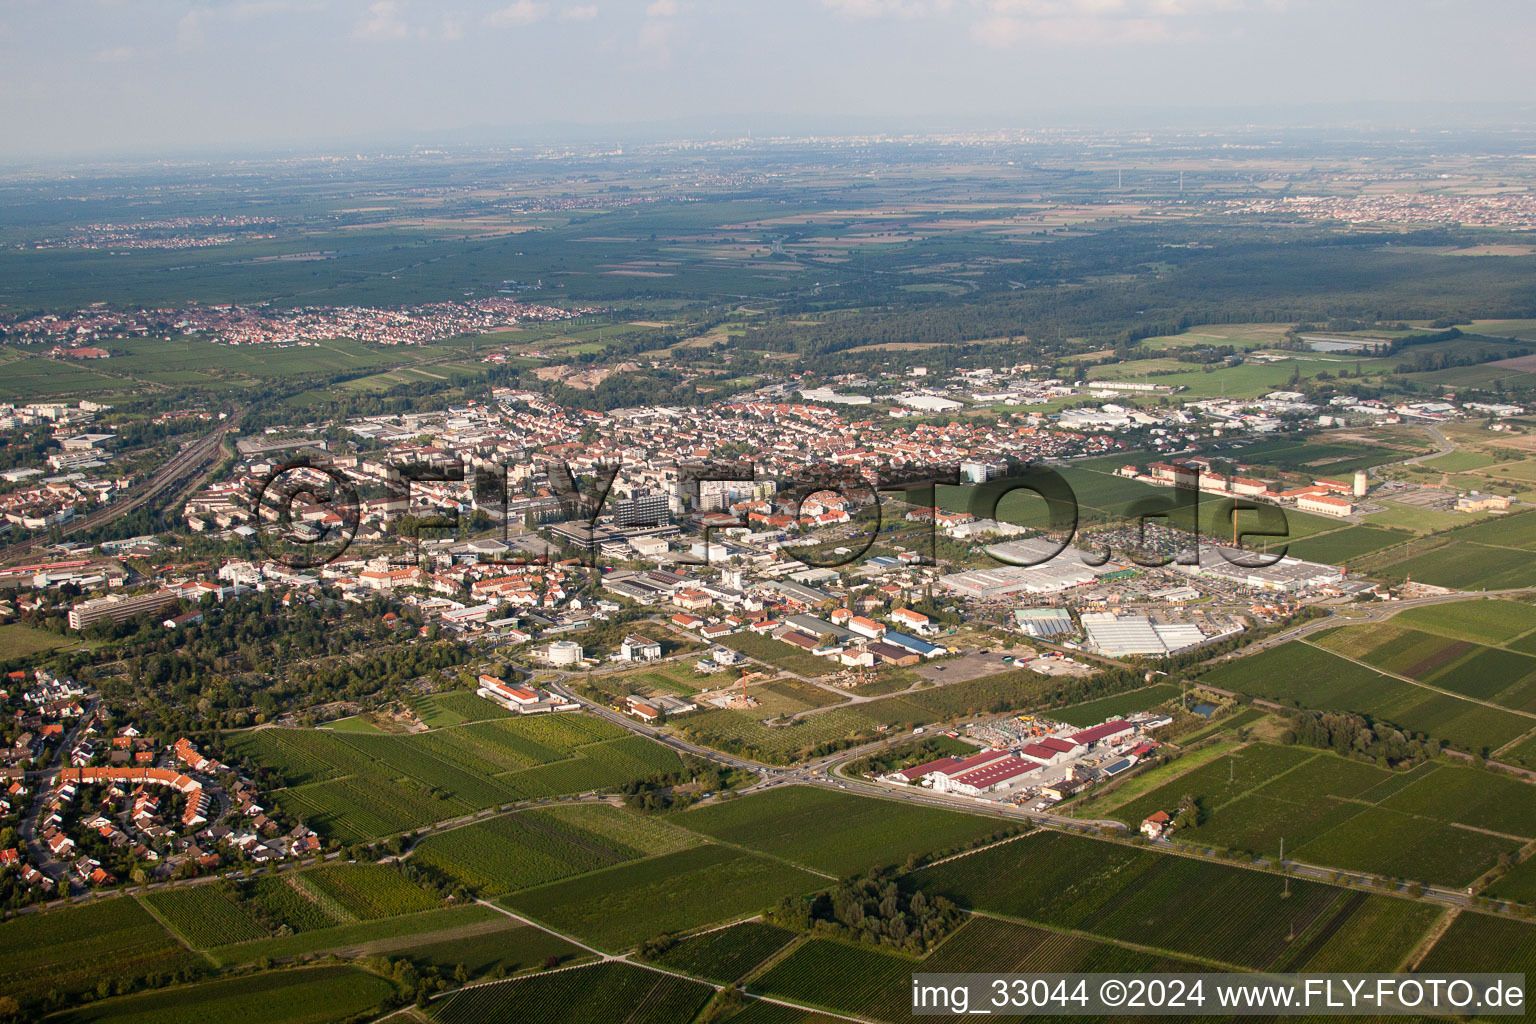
[[1500, 732, 1536, 769], [148, 866, 446, 948], [1047, 683, 1180, 727], [0, 622, 74, 662], [1393, 598, 1536, 645], [722, 1002, 850, 1024], [1312, 616, 1536, 711], [674, 786, 1022, 876], [1416, 912, 1536, 974], [224, 713, 685, 841], [751, 916, 1203, 1023], [413, 690, 516, 727], [410, 804, 701, 894], [401, 921, 589, 978], [205, 905, 500, 966], [50, 966, 395, 1024], [0, 896, 205, 1006], [146, 869, 433, 945], [719, 631, 839, 676], [678, 665, 1074, 764], [647, 921, 797, 983], [1104, 742, 1317, 830], [911, 830, 1439, 972], [432, 961, 715, 1024], [1093, 743, 1534, 887], [301, 863, 443, 919], [1197, 641, 1535, 753], [1358, 510, 1536, 589], [1282, 525, 1406, 565], [141, 886, 269, 947], [501, 843, 826, 951]]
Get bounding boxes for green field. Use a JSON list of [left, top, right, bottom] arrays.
[[1416, 911, 1536, 975], [1362, 510, 1536, 588], [146, 866, 435, 939], [679, 667, 1069, 764], [400, 921, 589, 979], [205, 905, 500, 966], [752, 915, 1204, 1023], [911, 830, 1439, 973], [433, 961, 715, 1024], [1104, 742, 1318, 831], [0, 622, 73, 661], [1283, 526, 1406, 565], [1076, 739, 1244, 815], [501, 843, 826, 951], [1198, 642, 1534, 754], [1048, 683, 1180, 727], [0, 897, 203, 1006], [1312, 604, 1536, 713], [1487, 854, 1536, 904], [1499, 732, 1536, 770], [141, 886, 269, 947], [225, 714, 685, 841], [719, 631, 839, 676], [674, 786, 1020, 877], [301, 863, 442, 920], [50, 965, 394, 1024], [411, 804, 700, 894], [647, 921, 797, 983], [1092, 740, 1534, 887], [413, 690, 516, 727]]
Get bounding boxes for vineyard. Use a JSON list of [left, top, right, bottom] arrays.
[[722, 1001, 851, 1024], [1293, 805, 1521, 889], [1048, 683, 1180, 728], [648, 922, 796, 983], [432, 962, 714, 1024], [502, 844, 824, 951], [0, 897, 204, 1005], [402, 922, 589, 978], [248, 875, 340, 932], [1106, 742, 1316, 828], [229, 712, 682, 841], [300, 864, 441, 920], [413, 690, 516, 727], [497, 736, 686, 800], [205, 905, 498, 967], [50, 965, 394, 1024], [749, 938, 914, 1019], [1488, 855, 1536, 904], [1316, 622, 1536, 708], [142, 886, 269, 947], [152, 865, 444, 939], [1095, 742, 1534, 888], [1417, 911, 1536, 974], [1198, 642, 1531, 753], [412, 804, 698, 894], [751, 917, 1197, 1023], [911, 830, 1439, 972], [674, 785, 1021, 876]]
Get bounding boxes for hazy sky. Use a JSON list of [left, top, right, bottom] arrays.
[[5, 0, 1536, 157]]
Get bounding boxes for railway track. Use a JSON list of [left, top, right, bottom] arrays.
[[2, 414, 240, 563]]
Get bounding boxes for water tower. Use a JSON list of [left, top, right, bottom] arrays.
[[1353, 471, 1368, 498]]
